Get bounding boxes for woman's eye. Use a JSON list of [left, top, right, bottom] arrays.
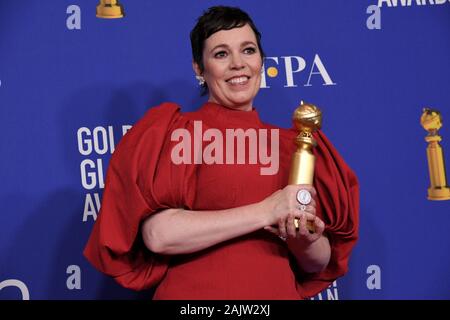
[[214, 51, 227, 58], [244, 47, 256, 54]]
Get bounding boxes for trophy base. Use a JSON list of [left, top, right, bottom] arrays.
[[96, 4, 124, 19], [428, 187, 450, 201], [294, 218, 315, 233]]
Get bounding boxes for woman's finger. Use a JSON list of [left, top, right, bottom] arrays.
[[278, 217, 287, 239], [286, 214, 297, 238]]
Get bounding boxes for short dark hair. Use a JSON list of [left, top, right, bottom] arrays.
[[190, 6, 265, 94]]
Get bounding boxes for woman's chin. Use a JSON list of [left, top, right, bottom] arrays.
[[228, 94, 255, 106]]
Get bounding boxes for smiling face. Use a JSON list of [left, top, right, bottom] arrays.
[[193, 24, 262, 111]]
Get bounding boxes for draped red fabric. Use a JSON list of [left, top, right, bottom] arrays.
[[83, 103, 189, 290], [83, 102, 359, 298]]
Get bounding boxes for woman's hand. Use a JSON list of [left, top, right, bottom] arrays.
[[261, 185, 325, 244], [261, 185, 331, 273]]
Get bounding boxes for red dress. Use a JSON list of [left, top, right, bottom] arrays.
[[83, 102, 359, 299]]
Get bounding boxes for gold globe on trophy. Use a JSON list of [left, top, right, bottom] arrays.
[[420, 108, 450, 200], [289, 101, 323, 232]]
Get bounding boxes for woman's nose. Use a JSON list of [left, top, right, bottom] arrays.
[[230, 53, 245, 70]]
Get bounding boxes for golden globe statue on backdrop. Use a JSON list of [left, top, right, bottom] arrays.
[[289, 101, 323, 232], [96, 0, 125, 19], [420, 108, 450, 201]]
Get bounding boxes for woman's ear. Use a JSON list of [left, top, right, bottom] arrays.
[[192, 61, 202, 76]]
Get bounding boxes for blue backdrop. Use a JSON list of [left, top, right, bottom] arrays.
[[1, 0, 449, 300]]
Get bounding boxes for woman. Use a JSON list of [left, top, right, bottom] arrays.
[[83, 6, 359, 300]]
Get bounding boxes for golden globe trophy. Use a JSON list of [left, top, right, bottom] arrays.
[[289, 101, 323, 232], [420, 108, 450, 200]]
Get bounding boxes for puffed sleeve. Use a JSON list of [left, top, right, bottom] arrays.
[[83, 102, 196, 291], [295, 130, 359, 298]]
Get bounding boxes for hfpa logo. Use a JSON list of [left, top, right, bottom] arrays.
[[260, 54, 336, 88]]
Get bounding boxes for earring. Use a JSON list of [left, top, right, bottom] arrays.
[[196, 75, 205, 86]]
